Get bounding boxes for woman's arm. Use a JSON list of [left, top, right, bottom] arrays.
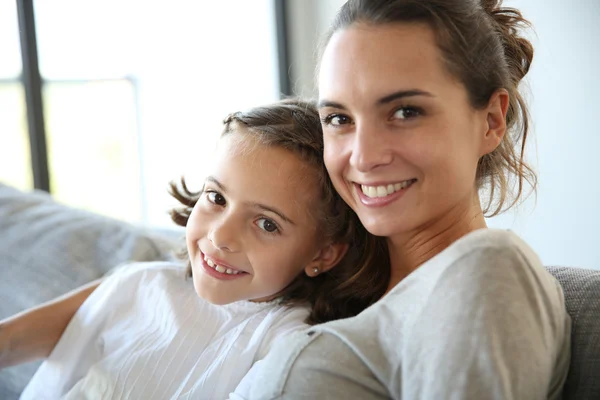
[[0, 279, 101, 369], [398, 247, 571, 399]]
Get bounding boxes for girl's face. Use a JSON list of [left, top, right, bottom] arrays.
[[318, 23, 504, 238], [186, 132, 335, 305]]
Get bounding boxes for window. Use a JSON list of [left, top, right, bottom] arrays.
[[0, 1, 32, 191], [18, 0, 282, 226]]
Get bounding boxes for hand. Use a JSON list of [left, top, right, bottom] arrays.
[[0, 321, 13, 369], [0, 279, 101, 369]]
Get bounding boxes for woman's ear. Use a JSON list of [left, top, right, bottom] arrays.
[[304, 242, 349, 277], [480, 88, 509, 156]]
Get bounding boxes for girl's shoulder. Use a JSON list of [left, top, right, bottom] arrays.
[[105, 260, 187, 284], [92, 261, 189, 303]]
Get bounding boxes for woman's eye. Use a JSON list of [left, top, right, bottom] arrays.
[[256, 218, 279, 233], [393, 107, 421, 120], [322, 114, 352, 126], [206, 191, 226, 206]]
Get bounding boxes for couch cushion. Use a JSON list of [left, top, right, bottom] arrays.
[[0, 183, 181, 399], [546, 266, 600, 400]]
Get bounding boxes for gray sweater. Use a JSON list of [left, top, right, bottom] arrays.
[[243, 229, 571, 399]]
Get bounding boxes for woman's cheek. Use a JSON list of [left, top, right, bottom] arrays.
[[323, 135, 347, 173]]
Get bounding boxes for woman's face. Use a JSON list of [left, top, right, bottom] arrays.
[[318, 23, 496, 238]]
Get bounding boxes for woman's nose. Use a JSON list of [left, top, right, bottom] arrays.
[[349, 122, 393, 172]]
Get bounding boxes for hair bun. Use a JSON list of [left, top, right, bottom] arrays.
[[482, 0, 534, 83], [481, 0, 499, 14]]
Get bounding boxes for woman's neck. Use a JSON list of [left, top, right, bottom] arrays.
[[385, 196, 487, 292]]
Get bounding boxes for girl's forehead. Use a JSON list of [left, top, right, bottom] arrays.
[[211, 132, 323, 222], [217, 130, 263, 157]]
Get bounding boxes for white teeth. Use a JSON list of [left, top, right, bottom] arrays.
[[215, 265, 226, 273], [204, 255, 241, 275], [360, 180, 414, 198], [361, 185, 378, 198]]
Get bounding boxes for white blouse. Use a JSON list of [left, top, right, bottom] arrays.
[[21, 262, 309, 400]]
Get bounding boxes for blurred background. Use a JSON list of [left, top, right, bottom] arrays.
[[1, 0, 599, 268]]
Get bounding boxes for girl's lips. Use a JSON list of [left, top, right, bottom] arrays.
[[354, 179, 415, 207], [203, 252, 246, 272], [199, 252, 248, 281]]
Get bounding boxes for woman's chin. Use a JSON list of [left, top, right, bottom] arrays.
[[359, 216, 402, 238]]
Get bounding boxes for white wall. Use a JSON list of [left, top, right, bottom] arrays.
[[286, 0, 347, 98], [287, 0, 600, 269]]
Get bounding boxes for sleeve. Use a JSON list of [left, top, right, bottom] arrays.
[[242, 330, 388, 400], [255, 305, 311, 360], [229, 306, 311, 400], [400, 246, 571, 400], [228, 359, 266, 400], [20, 263, 147, 400], [244, 245, 570, 400]]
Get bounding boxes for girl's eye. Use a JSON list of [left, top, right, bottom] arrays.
[[321, 113, 352, 127], [256, 218, 279, 234], [206, 191, 226, 206], [393, 107, 421, 120]]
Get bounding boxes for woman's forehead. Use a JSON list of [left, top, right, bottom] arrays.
[[318, 23, 453, 105]]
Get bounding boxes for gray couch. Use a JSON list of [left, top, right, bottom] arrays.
[[0, 183, 182, 399], [0, 183, 598, 399]]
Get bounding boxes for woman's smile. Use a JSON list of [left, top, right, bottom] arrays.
[[354, 179, 417, 207]]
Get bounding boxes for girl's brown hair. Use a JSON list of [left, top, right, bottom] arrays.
[[169, 98, 389, 324], [321, 0, 537, 216]]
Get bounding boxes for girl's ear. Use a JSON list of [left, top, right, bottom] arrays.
[[304, 242, 349, 277], [480, 88, 509, 157]]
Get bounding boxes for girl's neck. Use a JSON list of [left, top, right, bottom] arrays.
[[385, 195, 487, 293]]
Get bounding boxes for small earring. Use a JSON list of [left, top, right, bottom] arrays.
[[312, 267, 319, 275]]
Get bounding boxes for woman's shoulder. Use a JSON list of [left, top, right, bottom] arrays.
[[429, 228, 560, 294], [424, 228, 550, 284], [413, 229, 568, 332], [448, 228, 539, 264]]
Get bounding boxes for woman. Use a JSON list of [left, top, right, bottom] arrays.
[[2, 0, 570, 398], [242, 0, 570, 398]]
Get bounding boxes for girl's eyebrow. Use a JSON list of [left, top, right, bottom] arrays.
[[248, 202, 296, 225], [206, 176, 226, 191], [205, 176, 296, 225]]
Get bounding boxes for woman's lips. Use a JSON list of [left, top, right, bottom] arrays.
[[354, 179, 416, 207]]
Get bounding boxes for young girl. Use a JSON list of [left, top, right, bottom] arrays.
[[16, 99, 388, 399]]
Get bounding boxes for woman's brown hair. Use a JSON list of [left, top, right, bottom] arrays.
[[320, 0, 537, 216], [169, 98, 389, 324]]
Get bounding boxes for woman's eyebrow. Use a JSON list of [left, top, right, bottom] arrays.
[[377, 89, 434, 105], [318, 89, 434, 110], [318, 99, 347, 110]]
